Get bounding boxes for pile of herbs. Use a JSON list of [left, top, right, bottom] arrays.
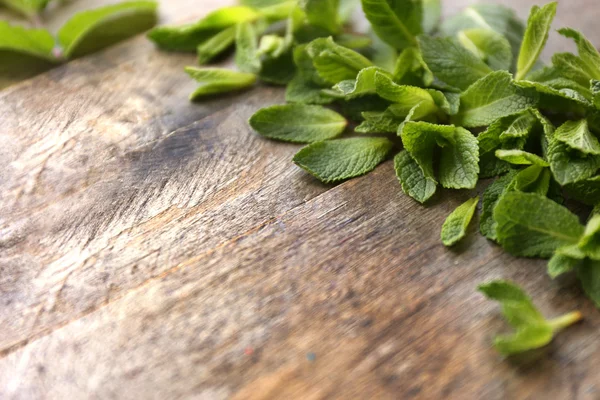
[[151, 0, 599, 354]]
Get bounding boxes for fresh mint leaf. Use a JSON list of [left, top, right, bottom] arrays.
[[0, 0, 49, 18], [578, 215, 600, 260], [515, 2, 557, 80], [285, 74, 337, 104], [564, 175, 600, 206], [458, 28, 512, 71], [479, 280, 582, 355], [235, 21, 261, 73], [494, 192, 584, 257], [401, 121, 479, 189], [361, 0, 422, 50], [555, 119, 600, 155], [334, 67, 390, 99], [548, 138, 600, 186], [454, 71, 538, 128], [197, 26, 236, 65], [0, 22, 57, 88], [592, 80, 600, 110], [249, 104, 347, 143], [418, 35, 492, 91], [495, 150, 549, 166], [548, 252, 581, 278], [441, 196, 479, 246], [58, 1, 158, 59], [301, 0, 341, 34], [148, 6, 260, 52], [556, 28, 600, 82], [185, 67, 256, 100], [293, 137, 393, 183], [394, 150, 437, 203], [552, 52, 599, 88], [308, 37, 374, 84], [392, 46, 433, 87], [480, 171, 518, 240], [373, 72, 439, 119], [259, 49, 296, 85], [577, 259, 600, 307], [511, 165, 551, 196]]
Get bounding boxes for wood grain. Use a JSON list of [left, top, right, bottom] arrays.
[[1, 0, 600, 399]]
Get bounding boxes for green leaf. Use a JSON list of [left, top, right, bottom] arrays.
[[148, 6, 260, 52], [301, 0, 341, 34], [480, 171, 518, 241], [235, 21, 261, 73], [577, 259, 600, 307], [0, 22, 57, 88], [400, 121, 479, 189], [0, 0, 49, 18], [578, 215, 600, 260], [308, 37, 374, 84], [392, 46, 433, 86], [515, 2, 557, 80], [511, 165, 551, 196], [548, 253, 580, 278], [555, 120, 600, 155], [457, 28, 512, 71], [441, 196, 479, 246], [548, 138, 600, 186], [360, 0, 422, 50], [440, 4, 525, 64], [494, 191, 584, 258], [293, 137, 393, 183], [373, 72, 438, 118], [592, 80, 600, 110], [333, 66, 390, 99], [259, 49, 296, 85], [249, 104, 347, 143], [418, 35, 492, 91], [422, 0, 441, 34], [285, 74, 337, 104], [454, 71, 538, 128], [394, 150, 437, 204], [564, 175, 600, 206], [185, 67, 256, 100], [495, 150, 549, 166], [479, 280, 581, 355], [197, 26, 236, 65], [557, 28, 600, 81], [57, 1, 157, 59]]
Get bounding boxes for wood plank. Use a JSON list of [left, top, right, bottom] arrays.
[[1, 0, 600, 398], [1, 164, 598, 399]]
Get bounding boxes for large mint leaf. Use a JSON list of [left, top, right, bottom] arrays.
[[148, 6, 260, 52], [58, 1, 158, 59], [494, 191, 584, 257], [418, 35, 492, 91], [293, 137, 393, 183], [185, 67, 256, 100], [360, 0, 422, 50], [454, 71, 538, 128], [0, 22, 57, 88], [515, 2, 557, 80], [457, 28, 512, 71], [441, 196, 479, 247], [394, 150, 436, 203], [249, 104, 347, 143]]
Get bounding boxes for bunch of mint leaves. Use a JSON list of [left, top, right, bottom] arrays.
[[147, 0, 600, 355], [0, 1, 158, 89]]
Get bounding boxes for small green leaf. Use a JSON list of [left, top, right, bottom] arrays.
[[361, 0, 422, 50], [479, 280, 581, 355], [441, 196, 479, 246], [495, 150, 549, 166], [148, 6, 260, 52], [373, 72, 438, 118], [0, 0, 49, 18], [185, 67, 256, 100], [511, 165, 551, 196], [557, 28, 600, 81], [578, 215, 600, 260], [457, 28, 513, 71], [548, 253, 580, 278], [58, 1, 158, 59], [249, 104, 347, 143], [548, 138, 600, 186], [197, 26, 236, 65], [455, 71, 538, 128], [392, 46, 433, 86], [285, 74, 337, 105], [480, 171, 518, 241], [494, 192, 584, 258], [300, 0, 341, 34], [515, 2, 557, 80], [0, 22, 57, 88], [235, 21, 261, 73], [394, 150, 437, 204], [293, 137, 393, 183], [308, 37, 374, 84], [333, 67, 390, 99], [554, 120, 600, 155], [418, 35, 492, 91]]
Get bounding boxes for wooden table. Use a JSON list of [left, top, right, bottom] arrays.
[[1, 1, 599, 398]]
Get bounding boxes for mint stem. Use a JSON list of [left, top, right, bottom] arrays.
[[548, 311, 583, 333]]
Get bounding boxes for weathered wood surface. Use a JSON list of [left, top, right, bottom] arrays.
[[1, 1, 599, 399]]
